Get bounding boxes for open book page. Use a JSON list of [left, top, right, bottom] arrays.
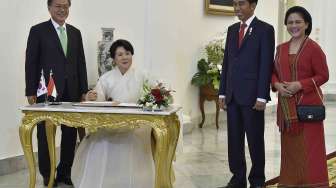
[[73, 101, 140, 108]]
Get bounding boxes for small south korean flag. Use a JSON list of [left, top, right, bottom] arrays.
[[36, 69, 47, 97]]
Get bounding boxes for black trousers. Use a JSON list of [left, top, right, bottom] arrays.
[[226, 97, 265, 186], [36, 85, 77, 178]]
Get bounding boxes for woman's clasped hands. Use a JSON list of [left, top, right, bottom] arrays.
[[274, 81, 302, 97]]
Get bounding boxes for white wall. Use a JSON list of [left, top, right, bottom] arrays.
[[0, 0, 279, 159], [318, 0, 336, 93], [0, 1, 49, 160]]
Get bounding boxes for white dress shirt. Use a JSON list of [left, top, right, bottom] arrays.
[[50, 18, 67, 38]]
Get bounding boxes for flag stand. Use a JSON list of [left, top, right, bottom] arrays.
[[46, 69, 61, 105], [44, 94, 48, 106]]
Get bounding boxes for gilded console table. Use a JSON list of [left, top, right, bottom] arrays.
[[19, 102, 181, 188]]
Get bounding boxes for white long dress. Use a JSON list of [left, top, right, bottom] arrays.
[[71, 67, 155, 188]]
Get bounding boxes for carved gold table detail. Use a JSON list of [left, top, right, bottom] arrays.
[[19, 102, 181, 188]]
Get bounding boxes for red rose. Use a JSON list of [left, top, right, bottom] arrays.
[[151, 89, 164, 102]]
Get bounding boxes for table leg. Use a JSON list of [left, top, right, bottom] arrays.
[[199, 96, 205, 128], [165, 116, 180, 185], [45, 120, 57, 188], [19, 121, 37, 188], [152, 124, 169, 188], [152, 115, 180, 188], [77, 127, 86, 142]]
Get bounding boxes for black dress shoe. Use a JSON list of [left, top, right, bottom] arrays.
[[56, 176, 73, 186], [43, 177, 58, 187]]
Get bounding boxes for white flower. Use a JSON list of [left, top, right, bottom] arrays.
[[217, 64, 222, 71], [149, 94, 155, 102], [145, 102, 153, 107]]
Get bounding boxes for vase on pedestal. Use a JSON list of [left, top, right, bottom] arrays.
[[97, 28, 115, 76]]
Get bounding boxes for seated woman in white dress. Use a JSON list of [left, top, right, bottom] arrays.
[[71, 39, 154, 188]]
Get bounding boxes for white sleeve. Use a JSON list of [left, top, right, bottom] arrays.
[[94, 80, 106, 102]]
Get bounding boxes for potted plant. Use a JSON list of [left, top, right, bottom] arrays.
[[191, 36, 225, 94], [191, 34, 225, 129]]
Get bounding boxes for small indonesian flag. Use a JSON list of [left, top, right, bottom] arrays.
[[47, 70, 57, 98], [37, 70, 47, 97]]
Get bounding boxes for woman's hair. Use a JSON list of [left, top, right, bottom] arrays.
[[284, 6, 312, 36], [109, 39, 134, 59]]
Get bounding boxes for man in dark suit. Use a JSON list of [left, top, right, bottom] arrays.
[[25, 0, 88, 186], [218, 0, 275, 188]]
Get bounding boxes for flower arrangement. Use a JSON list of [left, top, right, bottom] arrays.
[[191, 33, 225, 90], [137, 81, 174, 111]]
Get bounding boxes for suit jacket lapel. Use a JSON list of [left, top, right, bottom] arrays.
[[239, 17, 258, 50], [65, 24, 73, 60], [49, 20, 69, 58], [232, 23, 240, 52], [47, 20, 67, 59]]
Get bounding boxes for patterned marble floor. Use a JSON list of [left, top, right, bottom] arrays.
[[1, 102, 336, 188]]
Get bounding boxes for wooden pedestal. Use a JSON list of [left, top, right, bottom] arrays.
[[199, 84, 219, 129]]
